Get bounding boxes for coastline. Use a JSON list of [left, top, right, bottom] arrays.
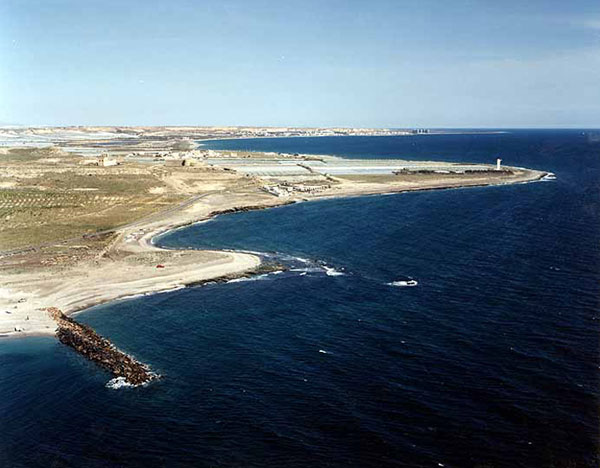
[[0, 251, 262, 338], [195, 130, 511, 145], [0, 155, 547, 340]]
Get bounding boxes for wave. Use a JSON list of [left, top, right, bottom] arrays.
[[106, 369, 161, 389], [186, 246, 349, 283], [106, 377, 135, 389], [291, 264, 346, 277], [278, 254, 312, 264], [226, 271, 284, 284], [233, 249, 347, 278], [290, 267, 322, 273], [118, 285, 185, 301], [323, 266, 345, 276], [254, 251, 312, 265], [387, 279, 418, 287]]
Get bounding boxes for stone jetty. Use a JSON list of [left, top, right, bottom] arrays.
[[47, 307, 156, 386]]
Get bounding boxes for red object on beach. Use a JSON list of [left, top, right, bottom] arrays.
[[156, 264, 165, 268]]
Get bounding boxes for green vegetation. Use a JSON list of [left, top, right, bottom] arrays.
[[25, 171, 160, 194], [0, 190, 184, 250], [2, 147, 60, 162]]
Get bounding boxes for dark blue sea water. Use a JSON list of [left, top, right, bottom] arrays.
[[1, 131, 599, 467]]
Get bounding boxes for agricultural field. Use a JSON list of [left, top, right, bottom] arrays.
[[0, 148, 190, 251], [0, 188, 184, 250]]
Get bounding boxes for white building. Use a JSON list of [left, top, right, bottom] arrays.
[[101, 155, 118, 167]]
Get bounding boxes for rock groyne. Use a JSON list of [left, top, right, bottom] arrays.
[[47, 307, 157, 386]]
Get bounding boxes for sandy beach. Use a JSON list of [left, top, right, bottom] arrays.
[[0, 249, 260, 338], [0, 150, 546, 339]]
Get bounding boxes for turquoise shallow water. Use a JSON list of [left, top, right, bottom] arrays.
[[1, 131, 598, 467]]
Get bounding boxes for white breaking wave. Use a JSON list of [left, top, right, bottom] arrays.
[[106, 377, 135, 389], [106, 370, 161, 389], [193, 246, 348, 281], [288, 255, 311, 264], [290, 267, 322, 273], [323, 266, 345, 276], [226, 275, 267, 284], [387, 279, 418, 287], [226, 271, 283, 284]]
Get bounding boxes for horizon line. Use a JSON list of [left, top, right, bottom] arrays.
[[1, 125, 599, 130]]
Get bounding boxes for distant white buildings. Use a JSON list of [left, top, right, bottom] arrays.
[[262, 185, 290, 197], [496, 158, 502, 170], [101, 154, 118, 166], [79, 153, 119, 166], [262, 183, 331, 197]]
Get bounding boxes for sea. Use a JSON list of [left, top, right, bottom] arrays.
[[1, 131, 598, 467]]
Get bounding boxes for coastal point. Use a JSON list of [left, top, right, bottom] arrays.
[[0, 127, 546, 345], [2, 1, 598, 465]]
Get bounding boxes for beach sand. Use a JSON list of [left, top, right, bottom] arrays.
[[0, 250, 259, 337], [0, 163, 546, 338]]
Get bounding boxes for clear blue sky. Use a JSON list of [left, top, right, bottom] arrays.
[[1, 0, 599, 127]]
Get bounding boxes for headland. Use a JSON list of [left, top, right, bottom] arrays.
[[0, 127, 547, 382]]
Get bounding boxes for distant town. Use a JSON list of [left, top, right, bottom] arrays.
[[0, 125, 471, 150]]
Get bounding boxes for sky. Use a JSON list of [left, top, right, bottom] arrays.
[[1, 0, 599, 128]]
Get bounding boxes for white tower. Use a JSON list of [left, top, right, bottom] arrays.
[[496, 157, 502, 170]]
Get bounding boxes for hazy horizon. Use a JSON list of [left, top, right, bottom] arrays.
[[1, 125, 599, 130]]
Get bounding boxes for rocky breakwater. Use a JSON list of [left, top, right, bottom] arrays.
[[47, 307, 157, 386]]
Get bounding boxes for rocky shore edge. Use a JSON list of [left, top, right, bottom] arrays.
[[206, 201, 296, 218], [186, 262, 287, 287]]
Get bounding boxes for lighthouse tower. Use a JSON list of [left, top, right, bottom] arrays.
[[496, 157, 502, 170]]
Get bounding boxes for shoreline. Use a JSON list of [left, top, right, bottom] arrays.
[[0, 156, 547, 340], [148, 167, 549, 254], [195, 130, 512, 145], [0, 250, 263, 339]]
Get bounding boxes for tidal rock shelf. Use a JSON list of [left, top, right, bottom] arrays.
[[47, 307, 157, 386], [186, 262, 287, 287], [207, 201, 296, 218]]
